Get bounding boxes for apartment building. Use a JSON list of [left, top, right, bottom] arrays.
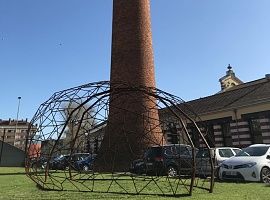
[[0, 119, 33, 150]]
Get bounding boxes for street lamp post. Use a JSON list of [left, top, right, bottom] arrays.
[[15, 96, 22, 133], [14, 97, 22, 150]]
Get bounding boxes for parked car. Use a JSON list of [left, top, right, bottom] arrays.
[[48, 155, 70, 170], [30, 156, 48, 169], [48, 153, 90, 170], [215, 147, 242, 165], [196, 147, 241, 178], [219, 144, 270, 183], [74, 154, 97, 172], [195, 148, 215, 178], [130, 144, 195, 177]]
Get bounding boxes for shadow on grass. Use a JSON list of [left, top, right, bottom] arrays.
[[35, 183, 192, 198], [0, 172, 27, 176]]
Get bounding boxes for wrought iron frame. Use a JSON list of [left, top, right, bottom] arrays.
[[25, 81, 215, 196]]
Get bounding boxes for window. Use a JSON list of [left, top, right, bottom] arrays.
[[236, 146, 269, 157], [190, 126, 200, 148], [221, 123, 232, 146], [165, 146, 178, 156], [249, 119, 263, 143], [167, 124, 179, 144], [218, 149, 234, 158], [94, 138, 99, 154], [178, 146, 191, 156], [233, 148, 241, 154], [205, 124, 215, 147]]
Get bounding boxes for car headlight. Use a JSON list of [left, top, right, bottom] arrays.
[[235, 162, 257, 169]]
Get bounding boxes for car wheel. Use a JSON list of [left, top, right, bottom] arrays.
[[83, 165, 89, 172], [260, 167, 270, 183], [167, 166, 178, 177]]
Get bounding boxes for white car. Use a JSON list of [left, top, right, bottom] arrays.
[[219, 144, 270, 183], [196, 147, 241, 177], [215, 147, 242, 165]]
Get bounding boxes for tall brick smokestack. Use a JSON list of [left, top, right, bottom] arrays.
[[110, 0, 155, 86], [95, 0, 164, 172]]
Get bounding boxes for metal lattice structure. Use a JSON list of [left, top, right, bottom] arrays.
[[25, 81, 214, 196]]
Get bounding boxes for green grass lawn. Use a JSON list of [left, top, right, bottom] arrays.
[[0, 167, 269, 200]]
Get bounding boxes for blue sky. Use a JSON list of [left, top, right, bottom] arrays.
[[0, 0, 270, 120]]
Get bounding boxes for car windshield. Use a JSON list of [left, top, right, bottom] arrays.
[[233, 148, 242, 154], [144, 147, 162, 158], [235, 146, 269, 157], [218, 149, 234, 158], [196, 149, 208, 158]]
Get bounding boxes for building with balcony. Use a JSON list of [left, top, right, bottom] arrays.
[[0, 118, 35, 151]]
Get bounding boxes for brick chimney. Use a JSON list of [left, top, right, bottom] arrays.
[[95, 0, 164, 172]]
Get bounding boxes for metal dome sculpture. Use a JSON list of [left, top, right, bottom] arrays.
[[25, 81, 214, 196]]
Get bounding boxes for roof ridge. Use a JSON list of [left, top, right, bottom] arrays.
[[221, 80, 267, 109], [222, 77, 267, 92], [188, 77, 268, 103]]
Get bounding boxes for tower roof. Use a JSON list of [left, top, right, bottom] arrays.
[[219, 64, 243, 92]]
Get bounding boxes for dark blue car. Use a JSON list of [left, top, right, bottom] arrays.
[[74, 154, 97, 172]]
